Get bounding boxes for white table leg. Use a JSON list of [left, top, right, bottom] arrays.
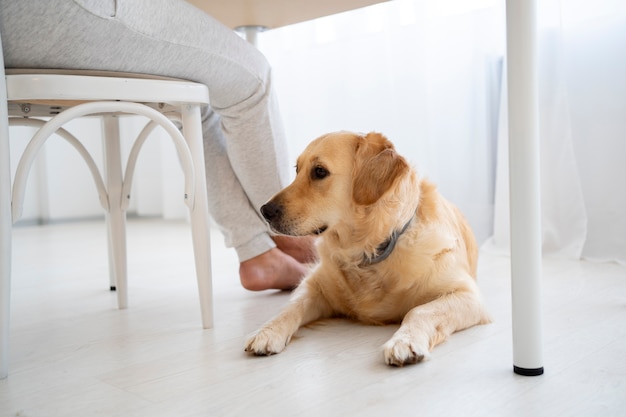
[[506, 0, 544, 376], [234, 25, 267, 47]]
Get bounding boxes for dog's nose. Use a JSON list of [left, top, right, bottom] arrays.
[[261, 201, 282, 222]]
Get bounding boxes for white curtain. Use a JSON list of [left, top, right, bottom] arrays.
[[260, 0, 626, 265], [487, 0, 626, 264], [261, 0, 506, 245]]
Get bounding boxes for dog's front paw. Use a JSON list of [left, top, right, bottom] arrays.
[[382, 334, 430, 367], [245, 326, 291, 356]]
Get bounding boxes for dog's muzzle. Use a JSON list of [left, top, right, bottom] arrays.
[[261, 200, 326, 236], [261, 201, 282, 224]]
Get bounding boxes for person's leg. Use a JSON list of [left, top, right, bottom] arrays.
[[1, 0, 316, 289], [201, 110, 316, 290]]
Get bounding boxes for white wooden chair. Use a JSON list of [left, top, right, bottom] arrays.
[[0, 45, 214, 378]]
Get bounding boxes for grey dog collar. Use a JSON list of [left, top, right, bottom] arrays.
[[361, 214, 414, 267]]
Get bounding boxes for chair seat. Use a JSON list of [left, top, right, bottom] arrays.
[[6, 69, 210, 117]]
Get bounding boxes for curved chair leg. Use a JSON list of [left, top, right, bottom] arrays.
[[6, 100, 210, 334], [10, 118, 110, 212], [10, 102, 193, 310], [102, 115, 128, 309], [182, 104, 213, 329], [12, 102, 194, 222]]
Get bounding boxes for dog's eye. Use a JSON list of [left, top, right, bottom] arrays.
[[312, 165, 329, 180]]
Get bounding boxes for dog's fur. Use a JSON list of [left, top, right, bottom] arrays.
[[245, 131, 491, 366]]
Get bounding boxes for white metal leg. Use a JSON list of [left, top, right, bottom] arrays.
[[103, 115, 128, 309], [506, 0, 544, 376], [234, 25, 267, 47], [182, 104, 214, 329], [0, 51, 12, 379]]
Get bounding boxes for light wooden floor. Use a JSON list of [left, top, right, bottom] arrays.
[[1, 219, 625, 417]]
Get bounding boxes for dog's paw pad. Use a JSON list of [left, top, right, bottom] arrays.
[[382, 337, 430, 367], [244, 327, 289, 356]]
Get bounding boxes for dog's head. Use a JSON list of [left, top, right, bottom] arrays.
[[261, 131, 417, 239]]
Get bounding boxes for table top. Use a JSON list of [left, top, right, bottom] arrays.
[[185, 0, 390, 29]]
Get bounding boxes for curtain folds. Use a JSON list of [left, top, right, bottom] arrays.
[[486, 1, 626, 265], [263, 0, 626, 265]]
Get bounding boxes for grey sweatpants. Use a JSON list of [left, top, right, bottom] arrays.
[[0, 0, 290, 261]]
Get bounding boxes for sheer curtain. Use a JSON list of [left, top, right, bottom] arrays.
[[487, 0, 626, 264], [260, 0, 626, 264], [260, 0, 506, 244]]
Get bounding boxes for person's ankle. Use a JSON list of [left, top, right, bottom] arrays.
[[239, 262, 270, 291]]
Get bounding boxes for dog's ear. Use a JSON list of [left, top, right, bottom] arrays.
[[352, 132, 409, 206]]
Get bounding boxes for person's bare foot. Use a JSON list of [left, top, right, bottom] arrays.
[[239, 248, 310, 291], [272, 235, 318, 264]]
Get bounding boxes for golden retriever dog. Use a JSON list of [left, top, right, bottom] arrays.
[[245, 131, 491, 366]]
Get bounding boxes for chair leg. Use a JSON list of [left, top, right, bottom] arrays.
[[0, 173, 10, 379], [102, 115, 128, 309], [1, 51, 12, 378], [0, 114, 11, 380], [182, 104, 213, 329]]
